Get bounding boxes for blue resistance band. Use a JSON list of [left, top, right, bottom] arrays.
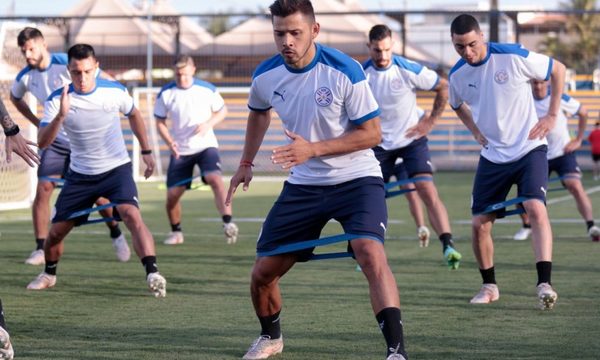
[[258, 233, 356, 261]]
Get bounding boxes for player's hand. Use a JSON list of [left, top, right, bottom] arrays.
[[58, 86, 70, 120], [194, 123, 210, 138], [271, 129, 314, 169], [226, 166, 253, 206], [405, 116, 434, 138], [169, 141, 180, 159], [474, 131, 488, 147], [529, 114, 556, 140], [5, 132, 39, 167], [563, 138, 582, 153], [142, 153, 155, 179]]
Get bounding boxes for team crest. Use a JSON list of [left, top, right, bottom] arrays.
[[391, 78, 403, 91], [494, 69, 509, 84], [314, 87, 333, 107], [103, 102, 120, 113]]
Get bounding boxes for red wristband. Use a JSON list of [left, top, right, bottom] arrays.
[[239, 160, 254, 167]]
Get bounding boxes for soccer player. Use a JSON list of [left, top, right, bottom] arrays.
[[226, 1, 407, 359], [154, 55, 238, 245], [513, 80, 600, 242], [0, 300, 14, 360], [11, 27, 130, 265], [364, 24, 461, 267], [25, 44, 167, 298], [589, 122, 600, 180], [449, 14, 565, 309]]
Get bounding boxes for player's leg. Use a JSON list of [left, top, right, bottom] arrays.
[[592, 155, 600, 180], [513, 208, 532, 241], [163, 153, 194, 245], [95, 197, 130, 261], [199, 148, 238, 244], [393, 162, 429, 247], [469, 214, 500, 304]]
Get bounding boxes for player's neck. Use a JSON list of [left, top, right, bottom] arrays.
[[37, 52, 51, 70]]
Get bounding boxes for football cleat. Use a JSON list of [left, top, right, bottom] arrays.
[[0, 325, 14, 360], [163, 231, 184, 245], [224, 222, 239, 244], [588, 225, 600, 242], [513, 227, 532, 241], [242, 335, 283, 359], [470, 283, 500, 304], [147, 272, 167, 298], [112, 234, 131, 262], [417, 226, 430, 247], [24, 249, 45, 265], [536, 282, 557, 310], [444, 246, 462, 270], [26, 272, 57, 290]]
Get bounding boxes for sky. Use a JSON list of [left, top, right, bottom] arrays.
[[0, 0, 568, 16]]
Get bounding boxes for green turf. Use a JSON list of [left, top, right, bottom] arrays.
[[1, 172, 599, 359]]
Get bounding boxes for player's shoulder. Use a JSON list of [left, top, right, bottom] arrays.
[[15, 65, 33, 82], [253, 53, 286, 80], [192, 78, 217, 92], [50, 53, 68, 65], [316, 44, 366, 84], [391, 54, 424, 74], [489, 42, 529, 58], [96, 78, 127, 91], [46, 84, 75, 102], [448, 58, 468, 79]]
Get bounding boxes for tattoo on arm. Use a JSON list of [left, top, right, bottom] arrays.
[[0, 99, 16, 131]]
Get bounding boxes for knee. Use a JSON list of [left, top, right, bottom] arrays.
[[250, 265, 276, 288], [472, 217, 492, 236]]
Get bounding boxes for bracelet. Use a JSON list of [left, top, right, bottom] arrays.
[[141, 149, 152, 155], [239, 160, 254, 167], [3, 124, 20, 137]]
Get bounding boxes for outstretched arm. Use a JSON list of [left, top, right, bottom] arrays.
[[10, 93, 40, 127], [406, 77, 448, 138], [564, 104, 588, 153], [1, 99, 39, 166], [128, 107, 155, 179], [454, 103, 488, 147], [530, 59, 566, 140]]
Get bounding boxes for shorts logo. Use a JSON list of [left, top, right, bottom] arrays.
[[315, 87, 333, 107], [494, 69, 509, 84]]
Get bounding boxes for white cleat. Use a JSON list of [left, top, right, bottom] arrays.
[[146, 272, 167, 298], [417, 226, 430, 247], [112, 234, 131, 262], [242, 335, 283, 360], [24, 249, 45, 265], [588, 225, 600, 242], [0, 325, 14, 360], [386, 354, 407, 360], [163, 231, 184, 245], [470, 283, 500, 304], [26, 272, 57, 290], [224, 222, 239, 244], [513, 227, 532, 241], [537, 282, 558, 310]]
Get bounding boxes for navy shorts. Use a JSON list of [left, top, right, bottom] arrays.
[[38, 141, 70, 179], [393, 161, 409, 181], [374, 137, 433, 182], [257, 176, 388, 261], [548, 153, 581, 177], [166, 147, 222, 188], [52, 162, 139, 226], [472, 145, 548, 217]]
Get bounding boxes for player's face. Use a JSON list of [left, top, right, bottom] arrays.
[[68, 57, 98, 93], [530, 79, 548, 100], [451, 30, 486, 65], [174, 64, 195, 89], [20, 38, 46, 69], [367, 36, 394, 69], [272, 11, 320, 69]]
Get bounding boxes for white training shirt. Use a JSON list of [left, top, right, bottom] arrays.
[[449, 43, 553, 163], [534, 93, 581, 160], [363, 55, 439, 149], [249, 43, 382, 186], [11, 53, 71, 145], [154, 79, 224, 156], [41, 79, 134, 175]]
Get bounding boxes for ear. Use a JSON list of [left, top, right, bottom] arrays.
[[312, 22, 320, 39]]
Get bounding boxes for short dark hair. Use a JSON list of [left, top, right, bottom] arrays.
[[174, 54, 194, 68], [450, 14, 481, 36], [17, 27, 44, 47], [269, 0, 315, 23], [369, 24, 392, 42], [67, 44, 96, 63]]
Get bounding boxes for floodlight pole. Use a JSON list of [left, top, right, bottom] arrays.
[[489, 0, 499, 42]]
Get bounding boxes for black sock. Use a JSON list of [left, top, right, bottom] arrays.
[[586, 220, 594, 231], [222, 215, 232, 224], [141, 256, 158, 275], [109, 224, 122, 239], [523, 223, 531, 229], [171, 223, 182, 232], [376, 307, 406, 358], [536, 261, 552, 285], [480, 267, 496, 284], [258, 310, 281, 339], [0, 299, 6, 329], [439, 233, 453, 252], [45, 260, 58, 276], [35, 238, 45, 250]]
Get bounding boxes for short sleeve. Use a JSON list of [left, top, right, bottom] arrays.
[[560, 94, 580, 115], [517, 50, 553, 82], [154, 91, 167, 119], [10, 76, 27, 100], [211, 90, 226, 113], [411, 66, 439, 91], [40, 98, 60, 128], [345, 78, 380, 125], [120, 89, 135, 116], [448, 79, 462, 110], [248, 78, 271, 111]]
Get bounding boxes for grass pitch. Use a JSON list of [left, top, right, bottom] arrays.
[[1, 172, 599, 359]]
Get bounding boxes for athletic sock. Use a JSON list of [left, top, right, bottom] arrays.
[[171, 223, 182, 232], [376, 307, 406, 358], [536, 261, 552, 285], [439, 233, 453, 252], [35, 238, 45, 250], [258, 310, 281, 339], [480, 267, 496, 284], [0, 299, 6, 329], [141, 256, 158, 275], [586, 220, 595, 231], [109, 224, 122, 239], [222, 215, 232, 224], [523, 223, 531, 229], [45, 261, 58, 276]]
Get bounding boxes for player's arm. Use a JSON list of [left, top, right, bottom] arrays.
[[271, 116, 381, 170], [155, 116, 179, 158], [38, 87, 68, 148], [564, 103, 588, 153], [1, 98, 39, 166], [195, 105, 228, 138], [454, 103, 488, 147], [530, 59, 566, 140], [406, 77, 448, 138], [225, 109, 271, 205], [128, 107, 155, 179], [10, 93, 40, 127]]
